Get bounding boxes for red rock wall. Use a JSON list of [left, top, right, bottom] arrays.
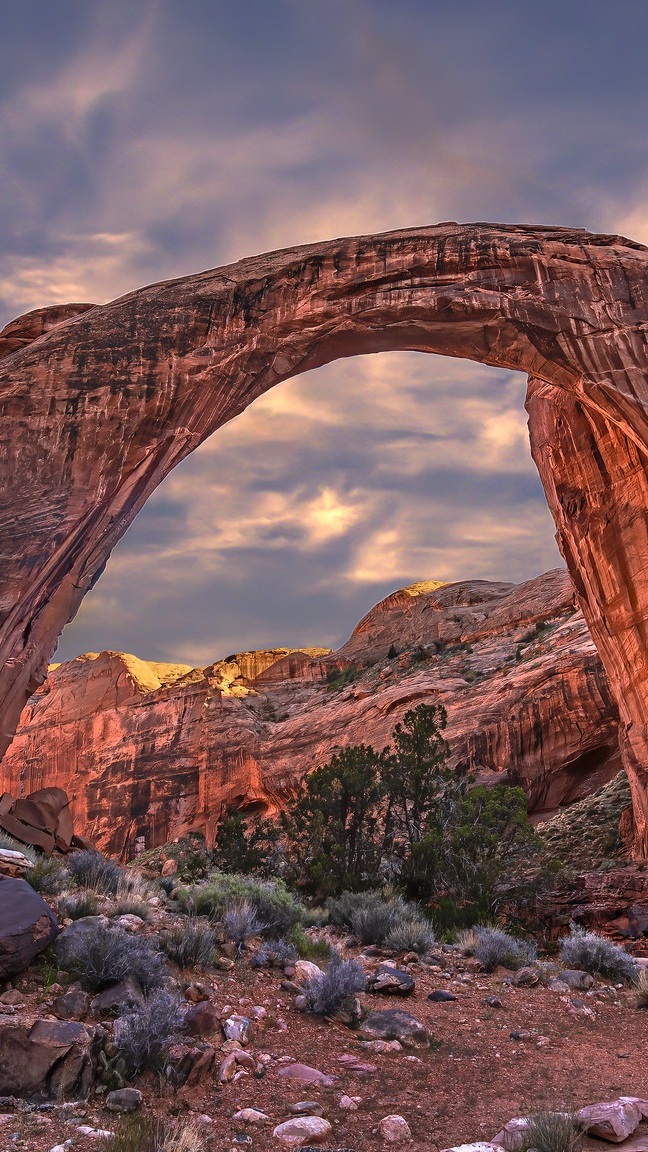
[[1, 571, 620, 858]]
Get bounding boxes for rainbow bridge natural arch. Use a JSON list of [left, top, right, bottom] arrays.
[[2, 222, 648, 852]]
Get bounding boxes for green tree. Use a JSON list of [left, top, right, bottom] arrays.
[[280, 744, 387, 898], [402, 783, 540, 924], [212, 806, 280, 877], [382, 703, 463, 848]]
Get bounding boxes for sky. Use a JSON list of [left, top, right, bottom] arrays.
[[2, 0, 648, 668]]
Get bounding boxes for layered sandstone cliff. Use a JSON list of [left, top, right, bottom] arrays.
[[1, 569, 620, 858]]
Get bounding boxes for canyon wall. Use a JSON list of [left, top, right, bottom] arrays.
[[2, 224, 648, 848], [1, 570, 621, 858]]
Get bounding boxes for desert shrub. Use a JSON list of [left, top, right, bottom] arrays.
[[291, 924, 332, 960], [103, 1115, 205, 1152], [113, 989, 186, 1075], [455, 926, 482, 954], [58, 890, 100, 919], [559, 926, 638, 983], [67, 849, 123, 895], [189, 871, 303, 939], [25, 855, 69, 895], [473, 925, 537, 971], [300, 951, 367, 1016], [521, 1111, 584, 1152], [634, 969, 648, 1008], [251, 937, 298, 968], [384, 914, 436, 954], [223, 900, 266, 952], [56, 922, 167, 992], [0, 833, 38, 863], [159, 918, 217, 970], [109, 895, 151, 921]]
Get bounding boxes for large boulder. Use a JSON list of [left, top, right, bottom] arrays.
[[0, 876, 58, 979], [0, 1017, 99, 1100], [358, 1009, 430, 1049]]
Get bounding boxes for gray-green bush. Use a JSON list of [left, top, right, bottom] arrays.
[[114, 989, 185, 1075], [300, 952, 366, 1016], [56, 922, 167, 992], [472, 925, 537, 971], [188, 871, 303, 938], [67, 849, 123, 895], [559, 926, 638, 983], [159, 918, 217, 970]]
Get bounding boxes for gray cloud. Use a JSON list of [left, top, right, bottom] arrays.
[[2, 2, 646, 665]]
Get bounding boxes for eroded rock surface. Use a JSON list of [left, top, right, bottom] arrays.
[[1, 569, 621, 856], [2, 226, 648, 847]]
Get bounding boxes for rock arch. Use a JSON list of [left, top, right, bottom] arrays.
[[2, 222, 648, 851]]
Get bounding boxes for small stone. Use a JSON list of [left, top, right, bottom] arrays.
[[115, 914, 144, 932], [161, 859, 177, 877], [293, 960, 324, 985], [272, 1117, 333, 1148], [51, 988, 90, 1021], [277, 1063, 336, 1087], [105, 1088, 143, 1114], [428, 990, 457, 1003], [289, 1102, 325, 1117], [223, 1014, 251, 1044], [215, 957, 235, 971], [511, 967, 539, 987], [567, 997, 595, 1019], [0, 991, 24, 1006], [184, 1000, 220, 1038], [368, 965, 415, 997], [232, 1109, 269, 1126], [509, 1030, 534, 1041], [339, 1095, 361, 1111], [378, 1114, 412, 1143], [484, 996, 502, 1008], [184, 982, 210, 1003]]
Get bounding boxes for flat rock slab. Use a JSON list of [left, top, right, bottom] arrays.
[[0, 877, 58, 979], [358, 1009, 430, 1049], [367, 965, 415, 996], [0, 1016, 98, 1100], [578, 1100, 643, 1142], [276, 1063, 336, 1086]]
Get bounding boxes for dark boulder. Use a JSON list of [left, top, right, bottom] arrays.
[[0, 877, 58, 979]]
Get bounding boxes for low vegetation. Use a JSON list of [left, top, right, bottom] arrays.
[[114, 989, 186, 1075], [186, 871, 303, 939], [521, 1111, 584, 1152], [67, 848, 123, 895], [159, 917, 217, 970], [103, 1113, 205, 1152], [559, 926, 638, 983], [300, 951, 367, 1016], [56, 921, 167, 992], [460, 925, 537, 971]]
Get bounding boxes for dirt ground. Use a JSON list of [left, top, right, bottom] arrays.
[[4, 944, 648, 1152]]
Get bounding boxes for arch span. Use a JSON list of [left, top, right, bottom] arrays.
[[2, 222, 648, 850]]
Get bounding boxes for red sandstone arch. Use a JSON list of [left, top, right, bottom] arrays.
[[2, 222, 648, 851]]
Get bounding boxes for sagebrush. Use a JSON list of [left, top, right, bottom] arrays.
[[188, 871, 303, 938], [113, 989, 185, 1075], [559, 926, 638, 983], [55, 922, 167, 992], [471, 925, 537, 971], [160, 918, 217, 970], [300, 951, 366, 1016], [67, 849, 123, 895]]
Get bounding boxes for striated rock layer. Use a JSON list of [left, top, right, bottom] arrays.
[[3, 225, 648, 849], [1, 569, 621, 858]]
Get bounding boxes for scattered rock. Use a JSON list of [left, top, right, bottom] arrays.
[[577, 1099, 643, 1142], [359, 1040, 403, 1053], [165, 1043, 216, 1089], [557, 970, 595, 991], [293, 960, 324, 985], [289, 1102, 325, 1117], [184, 982, 211, 1003], [51, 989, 90, 1021], [105, 1088, 143, 1113], [223, 1014, 251, 1044], [115, 914, 144, 932], [277, 1064, 336, 1087], [491, 1117, 531, 1151], [378, 1115, 413, 1143], [428, 990, 457, 1003], [358, 1010, 430, 1049], [339, 1095, 362, 1111], [367, 965, 415, 996], [511, 967, 539, 988], [566, 997, 595, 1019], [484, 996, 503, 1008], [0, 1017, 98, 1100], [184, 1000, 220, 1039], [272, 1116, 333, 1148], [90, 975, 145, 1016], [233, 1109, 269, 1126], [0, 877, 58, 979]]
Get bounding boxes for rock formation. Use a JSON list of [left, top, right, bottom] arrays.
[[1, 569, 621, 858], [2, 225, 648, 849]]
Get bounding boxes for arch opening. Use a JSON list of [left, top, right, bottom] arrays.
[[2, 223, 648, 852]]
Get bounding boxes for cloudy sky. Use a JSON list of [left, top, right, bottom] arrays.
[[2, 1, 648, 667]]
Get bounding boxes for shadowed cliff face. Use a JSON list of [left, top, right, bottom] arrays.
[[1, 223, 648, 849]]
